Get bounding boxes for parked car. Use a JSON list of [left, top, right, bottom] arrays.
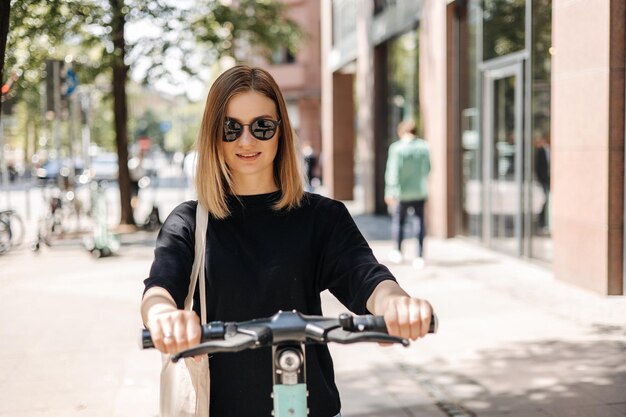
[[35, 158, 84, 183], [89, 153, 119, 181]]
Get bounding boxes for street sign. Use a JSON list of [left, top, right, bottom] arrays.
[[65, 68, 78, 96]]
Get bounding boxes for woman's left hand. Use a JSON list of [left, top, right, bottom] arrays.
[[381, 294, 433, 340], [367, 280, 433, 340]]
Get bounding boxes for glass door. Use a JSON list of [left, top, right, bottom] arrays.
[[483, 63, 524, 256]]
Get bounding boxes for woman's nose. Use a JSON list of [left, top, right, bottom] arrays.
[[238, 127, 256, 145]]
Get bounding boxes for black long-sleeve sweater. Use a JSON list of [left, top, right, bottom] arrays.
[[144, 192, 395, 417]]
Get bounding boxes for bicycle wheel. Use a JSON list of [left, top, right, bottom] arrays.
[[0, 219, 11, 255], [8, 211, 25, 247], [37, 214, 55, 247]]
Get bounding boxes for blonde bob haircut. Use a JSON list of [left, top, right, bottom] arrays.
[[195, 65, 305, 219]]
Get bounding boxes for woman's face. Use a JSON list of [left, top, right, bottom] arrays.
[[222, 90, 280, 194]]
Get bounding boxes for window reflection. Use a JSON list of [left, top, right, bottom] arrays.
[[482, 0, 526, 61], [531, 0, 552, 261], [387, 30, 420, 145], [457, 0, 553, 261], [461, 2, 481, 238]]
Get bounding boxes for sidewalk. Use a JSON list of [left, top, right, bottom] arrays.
[[331, 213, 626, 417], [0, 212, 624, 417]]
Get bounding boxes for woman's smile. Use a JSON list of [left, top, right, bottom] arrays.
[[236, 152, 262, 161]]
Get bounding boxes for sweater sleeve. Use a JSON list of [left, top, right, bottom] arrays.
[[142, 201, 196, 309], [317, 200, 396, 314]]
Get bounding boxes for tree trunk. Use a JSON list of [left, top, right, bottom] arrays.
[[111, 0, 135, 226], [0, 0, 11, 125]]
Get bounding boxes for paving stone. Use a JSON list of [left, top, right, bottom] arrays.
[[542, 404, 626, 417]]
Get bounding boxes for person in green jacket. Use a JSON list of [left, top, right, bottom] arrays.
[[384, 119, 431, 269]]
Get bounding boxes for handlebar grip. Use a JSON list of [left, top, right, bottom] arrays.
[[429, 314, 438, 334], [139, 321, 227, 350], [351, 315, 388, 332], [140, 329, 154, 349], [350, 314, 438, 334]]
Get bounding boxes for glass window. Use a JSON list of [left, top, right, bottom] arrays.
[[271, 47, 296, 65], [457, 0, 552, 261], [461, 1, 481, 238], [531, 0, 552, 261], [387, 29, 420, 145], [482, 0, 526, 61]]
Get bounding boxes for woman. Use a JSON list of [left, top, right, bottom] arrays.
[[141, 65, 433, 417]]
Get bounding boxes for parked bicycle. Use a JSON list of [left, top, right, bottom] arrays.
[[32, 182, 89, 252], [0, 218, 11, 255], [0, 209, 25, 251], [83, 179, 119, 258], [141, 310, 437, 417]]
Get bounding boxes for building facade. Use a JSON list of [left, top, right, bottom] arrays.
[[249, 0, 322, 179], [320, 0, 625, 295]]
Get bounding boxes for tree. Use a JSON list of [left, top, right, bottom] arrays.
[[109, 0, 134, 226], [3, 0, 302, 226], [1, 1, 105, 170], [0, 0, 10, 125]]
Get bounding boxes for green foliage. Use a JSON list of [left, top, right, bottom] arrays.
[[180, 122, 198, 153], [482, 0, 552, 72], [387, 30, 421, 139], [133, 109, 165, 148], [482, 0, 526, 61], [135, 0, 303, 88], [5, 1, 103, 101], [3, 1, 106, 151], [176, 102, 204, 153], [4, 0, 303, 161], [5, 0, 303, 136], [532, 0, 551, 83], [195, 0, 303, 60], [90, 92, 116, 151]]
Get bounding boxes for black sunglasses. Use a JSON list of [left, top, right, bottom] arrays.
[[223, 117, 281, 142]]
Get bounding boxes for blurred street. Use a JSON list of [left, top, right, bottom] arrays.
[[0, 161, 194, 250], [0, 186, 624, 417]]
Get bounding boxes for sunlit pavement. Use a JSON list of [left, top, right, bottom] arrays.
[[0, 188, 625, 417], [337, 214, 626, 417]]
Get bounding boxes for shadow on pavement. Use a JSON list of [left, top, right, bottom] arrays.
[[343, 407, 442, 417], [352, 214, 393, 241], [393, 337, 626, 416], [425, 258, 499, 268], [118, 230, 158, 247]]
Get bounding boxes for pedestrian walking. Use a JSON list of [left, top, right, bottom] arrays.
[[384, 119, 431, 269], [534, 133, 550, 232], [302, 143, 319, 192], [140, 65, 434, 417]]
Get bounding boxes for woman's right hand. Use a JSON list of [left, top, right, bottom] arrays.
[[147, 309, 202, 356]]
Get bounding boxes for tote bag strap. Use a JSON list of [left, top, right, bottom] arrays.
[[182, 202, 209, 325]]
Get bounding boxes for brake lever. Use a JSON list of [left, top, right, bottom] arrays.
[[325, 329, 409, 347], [172, 333, 258, 362], [172, 325, 272, 362]]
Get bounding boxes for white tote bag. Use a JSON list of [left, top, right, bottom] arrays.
[[159, 203, 210, 417]]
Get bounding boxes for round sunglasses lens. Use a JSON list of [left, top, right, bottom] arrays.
[[251, 119, 277, 140], [224, 120, 242, 141]]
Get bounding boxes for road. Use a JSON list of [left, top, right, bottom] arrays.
[[0, 170, 193, 249]]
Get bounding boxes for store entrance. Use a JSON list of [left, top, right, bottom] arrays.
[[482, 61, 526, 256]]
